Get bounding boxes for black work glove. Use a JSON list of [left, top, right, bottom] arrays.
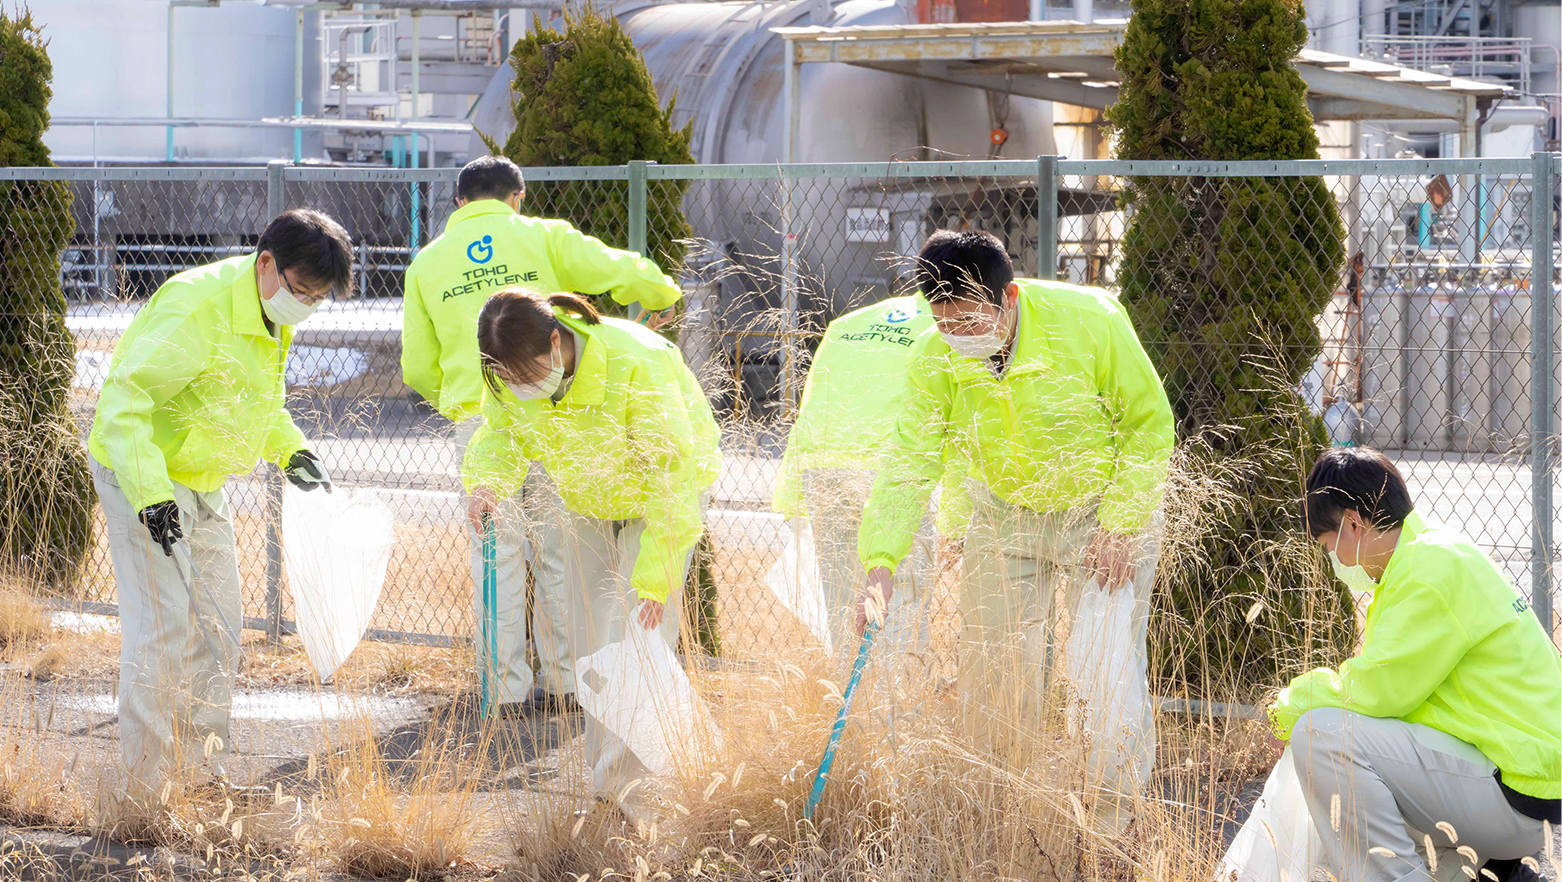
[[285, 449, 333, 492], [138, 500, 183, 557]]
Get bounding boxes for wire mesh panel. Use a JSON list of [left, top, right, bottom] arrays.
[[1061, 158, 1555, 622], [8, 156, 1554, 656], [44, 170, 276, 623]]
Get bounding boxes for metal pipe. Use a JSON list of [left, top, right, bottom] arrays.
[[294, 9, 304, 162], [166, 2, 175, 162], [1531, 151, 1557, 633], [52, 116, 472, 134], [265, 159, 288, 646], [339, 26, 350, 121], [412, 10, 422, 121], [1037, 155, 1058, 279], [781, 38, 800, 409]]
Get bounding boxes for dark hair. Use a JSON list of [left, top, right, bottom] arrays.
[[257, 208, 354, 299], [914, 230, 1014, 305], [478, 288, 601, 396], [458, 155, 525, 203], [1303, 447, 1413, 539]]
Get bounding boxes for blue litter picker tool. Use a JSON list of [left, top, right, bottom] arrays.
[[479, 517, 499, 720], [802, 621, 878, 822]]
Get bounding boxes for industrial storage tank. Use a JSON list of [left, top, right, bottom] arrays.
[[618, 0, 1054, 315], [33, 0, 324, 164], [614, 0, 1056, 409]]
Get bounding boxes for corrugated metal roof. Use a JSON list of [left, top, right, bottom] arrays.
[[773, 19, 1513, 120]]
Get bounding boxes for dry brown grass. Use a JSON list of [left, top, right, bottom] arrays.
[[0, 589, 48, 655], [307, 704, 492, 879]]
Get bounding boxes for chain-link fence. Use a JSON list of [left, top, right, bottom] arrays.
[[4, 155, 1558, 655]]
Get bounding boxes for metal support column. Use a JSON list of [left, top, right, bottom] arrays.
[[627, 160, 649, 257], [1531, 151, 1557, 632], [626, 160, 650, 323], [1037, 155, 1059, 280], [265, 159, 288, 645], [781, 39, 801, 409]]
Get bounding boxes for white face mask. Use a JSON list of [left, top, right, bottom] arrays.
[[941, 327, 1006, 359], [505, 344, 565, 401], [261, 275, 322, 326], [1328, 548, 1378, 598]]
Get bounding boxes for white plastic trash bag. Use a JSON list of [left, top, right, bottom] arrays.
[[1213, 747, 1322, 882], [1064, 579, 1151, 775], [282, 485, 395, 681], [575, 625, 723, 777], [763, 517, 832, 652]]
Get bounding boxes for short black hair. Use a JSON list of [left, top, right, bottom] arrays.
[[257, 208, 354, 299], [458, 155, 525, 202], [914, 230, 1014, 305], [1303, 447, 1414, 539]]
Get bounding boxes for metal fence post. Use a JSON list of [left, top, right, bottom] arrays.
[[1037, 155, 1059, 280], [265, 159, 288, 645], [1531, 151, 1557, 632], [627, 160, 649, 257]]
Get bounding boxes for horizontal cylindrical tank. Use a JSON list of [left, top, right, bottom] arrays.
[[613, 0, 1056, 361]]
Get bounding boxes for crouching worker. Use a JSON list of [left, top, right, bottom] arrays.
[[463, 288, 720, 828], [1221, 447, 1560, 882], [89, 209, 353, 796]]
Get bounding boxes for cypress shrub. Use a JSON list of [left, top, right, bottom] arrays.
[[0, 11, 95, 588], [1105, 0, 1354, 695], [491, 9, 717, 653], [492, 6, 695, 292]]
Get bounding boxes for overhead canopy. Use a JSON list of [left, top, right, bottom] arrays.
[[774, 19, 1514, 125]]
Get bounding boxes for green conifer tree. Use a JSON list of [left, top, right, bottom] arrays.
[[1105, 0, 1354, 694], [0, 11, 95, 588], [494, 6, 695, 291]]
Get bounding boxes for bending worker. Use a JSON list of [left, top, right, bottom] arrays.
[[855, 230, 1174, 831], [1220, 447, 1559, 882], [772, 291, 956, 660], [463, 288, 720, 827], [401, 155, 683, 716], [89, 209, 353, 794]]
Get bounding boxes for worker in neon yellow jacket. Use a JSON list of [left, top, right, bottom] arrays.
[[772, 293, 964, 658], [855, 230, 1174, 832], [89, 209, 353, 794], [463, 288, 720, 827], [402, 156, 682, 716], [1218, 447, 1559, 882]]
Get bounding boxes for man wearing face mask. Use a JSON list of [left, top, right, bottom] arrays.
[[855, 230, 1174, 831], [1219, 447, 1559, 882], [401, 155, 683, 717], [88, 208, 353, 796]]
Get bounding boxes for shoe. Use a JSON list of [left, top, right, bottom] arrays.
[[1480, 857, 1543, 882], [521, 687, 580, 716]]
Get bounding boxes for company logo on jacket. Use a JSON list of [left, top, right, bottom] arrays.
[[467, 235, 494, 263]]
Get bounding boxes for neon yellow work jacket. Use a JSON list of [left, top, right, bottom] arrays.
[[772, 295, 934, 517], [401, 199, 683, 422], [858, 278, 1175, 573], [1270, 511, 1562, 800], [88, 253, 309, 513], [462, 310, 721, 603]]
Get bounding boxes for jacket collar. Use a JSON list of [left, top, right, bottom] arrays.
[[232, 253, 276, 341], [554, 310, 606, 406], [1377, 510, 1427, 584], [445, 199, 515, 231]]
